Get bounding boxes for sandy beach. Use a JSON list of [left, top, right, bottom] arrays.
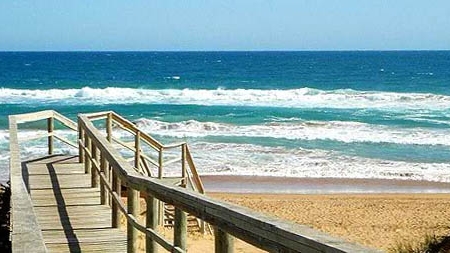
[[120, 177, 450, 252], [212, 193, 450, 252]]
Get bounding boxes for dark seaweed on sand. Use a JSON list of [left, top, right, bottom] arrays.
[[0, 182, 10, 252]]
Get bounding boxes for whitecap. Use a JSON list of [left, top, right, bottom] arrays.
[[1, 87, 450, 111]]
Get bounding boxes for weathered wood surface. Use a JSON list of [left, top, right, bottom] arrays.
[[24, 155, 127, 253], [10, 110, 382, 253], [9, 116, 47, 252], [80, 113, 382, 253]]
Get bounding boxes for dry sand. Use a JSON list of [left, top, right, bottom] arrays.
[[121, 193, 450, 252], [212, 193, 450, 252]]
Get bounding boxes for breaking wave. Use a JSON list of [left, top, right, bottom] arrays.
[[134, 118, 450, 146], [1, 86, 450, 110]]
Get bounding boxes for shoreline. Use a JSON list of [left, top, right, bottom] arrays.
[[201, 175, 450, 194]]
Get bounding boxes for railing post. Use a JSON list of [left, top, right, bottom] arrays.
[[78, 121, 85, 163], [135, 131, 141, 172], [174, 207, 187, 251], [100, 152, 107, 205], [158, 148, 164, 225], [47, 117, 54, 155], [106, 162, 111, 206], [91, 145, 99, 188], [158, 148, 163, 179], [146, 195, 158, 253], [106, 112, 113, 206], [107, 112, 112, 142], [215, 227, 234, 253], [84, 133, 91, 174], [111, 169, 121, 228], [181, 144, 187, 187], [127, 187, 139, 253]]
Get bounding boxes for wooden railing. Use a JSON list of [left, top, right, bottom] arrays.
[[77, 112, 380, 253], [9, 110, 381, 253], [81, 111, 204, 193], [79, 111, 207, 230], [9, 110, 78, 252]]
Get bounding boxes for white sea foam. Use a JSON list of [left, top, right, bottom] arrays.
[[1, 87, 450, 110], [1, 135, 449, 182], [134, 118, 450, 146], [0, 129, 78, 182], [185, 142, 450, 182]]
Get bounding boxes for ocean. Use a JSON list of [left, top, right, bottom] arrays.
[[1, 51, 450, 183]]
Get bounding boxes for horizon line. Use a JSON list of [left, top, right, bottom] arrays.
[[1, 49, 450, 53]]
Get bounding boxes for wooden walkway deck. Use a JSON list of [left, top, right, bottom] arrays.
[[24, 155, 126, 253]]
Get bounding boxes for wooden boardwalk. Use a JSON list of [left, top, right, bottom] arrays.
[[10, 110, 381, 253], [24, 155, 126, 253]]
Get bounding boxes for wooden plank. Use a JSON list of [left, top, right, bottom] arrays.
[[27, 174, 92, 189], [42, 228, 125, 243], [24, 155, 78, 164], [9, 115, 48, 253], [27, 163, 84, 175]]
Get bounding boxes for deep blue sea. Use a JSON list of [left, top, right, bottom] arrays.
[[1, 51, 450, 182]]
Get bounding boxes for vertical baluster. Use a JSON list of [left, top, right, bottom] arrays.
[[111, 169, 121, 228], [106, 161, 111, 206], [100, 152, 107, 205], [181, 144, 187, 188], [106, 113, 113, 206], [47, 117, 54, 155], [146, 194, 158, 253], [215, 227, 234, 253], [84, 133, 91, 174], [174, 207, 187, 251], [158, 148, 163, 179], [78, 120, 85, 163], [158, 148, 164, 225], [91, 145, 99, 188], [127, 188, 139, 253], [135, 131, 141, 171], [107, 112, 112, 142]]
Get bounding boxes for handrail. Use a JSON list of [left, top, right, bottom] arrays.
[[78, 113, 380, 253], [83, 111, 205, 193], [9, 110, 79, 253]]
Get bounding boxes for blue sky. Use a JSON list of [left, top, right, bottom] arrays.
[[0, 0, 449, 51]]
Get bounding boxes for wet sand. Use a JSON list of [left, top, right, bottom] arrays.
[[201, 175, 450, 194]]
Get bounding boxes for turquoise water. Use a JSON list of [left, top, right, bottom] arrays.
[[1, 51, 450, 182]]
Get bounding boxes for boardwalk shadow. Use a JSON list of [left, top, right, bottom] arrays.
[[23, 155, 81, 253]]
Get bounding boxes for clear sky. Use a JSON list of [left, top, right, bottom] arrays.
[[0, 0, 449, 51]]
